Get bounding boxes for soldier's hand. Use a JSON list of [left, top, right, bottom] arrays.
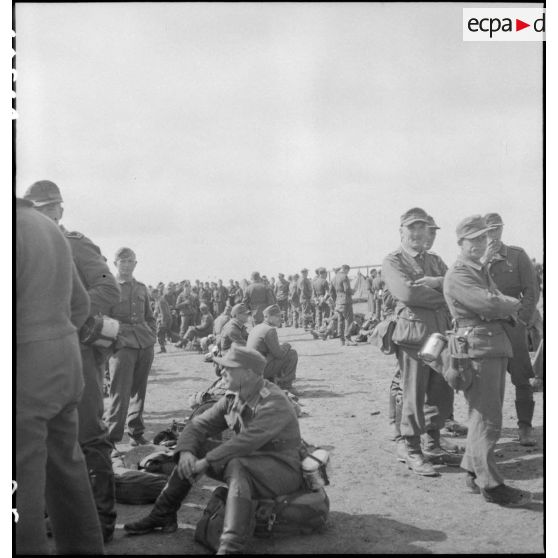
[[192, 458, 209, 475], [413, 276, 440, 289], [483, 240, 500, 263], [177, 451, 198, 481]]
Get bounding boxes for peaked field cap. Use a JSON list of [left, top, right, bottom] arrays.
[[301, 268, 309, 273], [263, 304, 281, 317], [278, 273, 285, 277], [341, 264, 350, 270], [213, 344, 266, 375], [115, 247, 136, 260], [231, 303, 250, 317], [400, 207, 429, 227], [456, 215, 491, 240], [484, 213, 504, 227], [426, 215, 440, 229], [251, 271, 261, 280], [23, 180, 63, 207]]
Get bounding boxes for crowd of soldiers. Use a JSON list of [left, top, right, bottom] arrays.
[[16, 178, 544, 555]]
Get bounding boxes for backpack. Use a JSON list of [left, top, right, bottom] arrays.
[[194, 486, 329, 551], [254, 488, 330, 538]]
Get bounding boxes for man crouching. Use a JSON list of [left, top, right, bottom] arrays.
[[124, 344, 303, 554]]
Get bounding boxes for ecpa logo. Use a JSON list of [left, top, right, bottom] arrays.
[[463, 8, 545, 42]]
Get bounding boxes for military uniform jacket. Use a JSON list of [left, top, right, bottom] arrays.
[[154, 298, 172, 328], [487, 243, 539, 324], [297, 278, 313, 301], [382, 246, 450, 348], [275, 279, 290, 302], [175, 379, 302, 475], [213, 285, 228, 303], [312, 277, 329, 300], [331, 272, 352, 310], [247, 322, 289, 361], [219, 318, 249, 351], [288, 282, 300, 305], [444, 256, 520, 358], [213, 313, 231, 337], [110, 278, 156, 349], [61, 226, 120, 317], [243, 282, 274, 311], [196, 313, 214, 336], [175, 292, 196, 316]]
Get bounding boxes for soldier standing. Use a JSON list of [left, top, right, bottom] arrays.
[[382, 208, 455, 476], [331, 265, 357, 346], [24, 180, 120, 541], [243, 271, 275, 325], [482, 213, 540, 446], [16, 198, 104, 554], [275, 273, 290, 326], [105, 247, 157, 448], [174, 285, 197, 348], [297, 268, 314, 329], [288, 274, 301, 328], [153, 289, 172, 354], [444, 216, 531, 506], [312, 267, 330, 329]]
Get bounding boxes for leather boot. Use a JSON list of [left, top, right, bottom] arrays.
[[83, 446, 117, 542], [388, 392, 396, 440], [405, 436, 438, 477], [422, 430, 462, 466], [515, 400, 536, 446], [216, 497, 256, 555], [124, 468, 191, 535]]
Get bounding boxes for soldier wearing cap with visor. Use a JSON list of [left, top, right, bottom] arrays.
[[23, 180, 120, 541], [288, 273, 301, 328], [275, 273, 290, 326], [298, 268, 314, 329], [243, 271, 275, 325], [247, 304, 299, 393], [444, 216, 532, 506], [219, 303, 250, 353], [482, 212, 540, 446], [124, 344, 303, 554], [382, 208, 456, 476], [331, 264, 357, 346]]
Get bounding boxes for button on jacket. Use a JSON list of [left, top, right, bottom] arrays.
[[174, 379, 301, 475], [487, 243, 539, 324], [111, 279, 156, 349]]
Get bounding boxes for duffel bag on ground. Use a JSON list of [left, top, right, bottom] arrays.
[[194, 486, 229, 552], [254, 487, 330, 537], [114, 469, 168, 505]]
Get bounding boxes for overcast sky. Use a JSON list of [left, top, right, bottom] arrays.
[[15, 2, 543, 285]]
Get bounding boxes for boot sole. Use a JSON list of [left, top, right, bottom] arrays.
[[406, 464, 439, 477], [484, 494, 533, 507]]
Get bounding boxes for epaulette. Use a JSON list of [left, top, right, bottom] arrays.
[[64, 230, 84, 239], [259, 386, 271, 399]]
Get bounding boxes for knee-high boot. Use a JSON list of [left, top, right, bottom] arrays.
[[216, 496, 256, 555], [124, 467, 191, 535]]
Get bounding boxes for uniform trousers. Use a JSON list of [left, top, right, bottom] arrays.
[[16, 334, 104, 555], [78, 345, 116, 537], [263, 349, 298, 389], [336, 306, 354, 340], [289, 303, 300, 327], [277, 299, 289, 323], [460, 357, 507, 490], [503, 323, 535, 426], [156, 324, 169, 348], [300, 301, 313, 328], [105, 346, 154, 442], [396, 347, 452, 438]]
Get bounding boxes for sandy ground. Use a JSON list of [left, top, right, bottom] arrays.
[[105, 326, 544, 555]]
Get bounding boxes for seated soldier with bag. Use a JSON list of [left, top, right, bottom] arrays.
[[124, 344, 304, 554]]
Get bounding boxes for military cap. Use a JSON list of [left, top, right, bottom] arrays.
[[23, 180, 63, 207], [301, 268, 308, 273], [319, 267, 327, 274], [341, 264, 350, 271], [426, 215, 440, 229], [114, 247, 136, 260], [293, 273, 300, 279], [251, 271, 261, 281], [231, 303, 250, 317], [278, 273, 285, 278], [455, 215, 492, 240], [400, 207, 429, 227], [484, 213, 504, 227], [213, 343, 266, 375], [263, 304, 282, 318]]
